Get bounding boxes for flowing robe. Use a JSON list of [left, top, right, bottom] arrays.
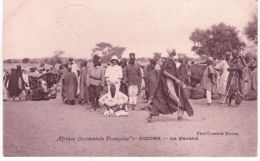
[[8, 69, 24, 97], [63, 71, 78, 101], [79, 66, 89, 101], [146, 67, 158, 99], [150, 58, 194, 117], [215, 60, 229, 96]]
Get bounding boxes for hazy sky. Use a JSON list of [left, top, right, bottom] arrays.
[[3, 0, 257, 59]]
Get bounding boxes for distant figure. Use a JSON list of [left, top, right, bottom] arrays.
[[79, 61, 89, 104], [87, 54, 105, 112], [3, 70, 10, 101], [244, 62, 257, 101], [226, 50, 244, 106], [22, 68, 30, 100], [61, 63, 69, 102], [105, 55, 122, 91], [146, 49, 194, 123], [119, 58, 128, 95], [202, 57, 215, 106], [8, 65, 24, 101], [242, 56, 252, 97], [154, 52, 162, 71], [62, 65, 78, 105], [125, 53, 142, 110], [99, 84, 128, 117], [178, 58, 191, 86], [145, 59, 159, 99]]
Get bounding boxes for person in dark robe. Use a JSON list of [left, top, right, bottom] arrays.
[[8, 65, 25, 101], [144, 53, 161, 100], [79, 61, 89, 104], [62, 64, 78, 105], [178, 58, 191, 86], [226, 50, 245, 106], [244, 62, 257, 101], [146, 49, 194, 123], [145, 59, 159, 99]]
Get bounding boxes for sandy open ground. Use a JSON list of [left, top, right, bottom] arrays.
[[3, 96, 257, 156]]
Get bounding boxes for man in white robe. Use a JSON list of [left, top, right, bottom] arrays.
[[215, 53, 230, 97]]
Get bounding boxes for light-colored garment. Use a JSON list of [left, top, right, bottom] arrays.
[[22, 73, 30, 90], [251, 68, 257, 91], [176, 61, 181, 68], [103, 109, 129, 117], [128, 85, 138, 105], [166, 77, 184, 116], [79, 67, 88, 101], [115, 110, 129, 117], [71, 62, 79, 76], [87, 65, 105, 86], [166, 78, 180, 105], [105, 65, 122, 84], [155, 64, 161, 71], [99, 91, 128, 107], [40, 79, 48, 93], [206, 89, 212, 104], [140, 67, 145, 90], [3, 75, 9, 100], [215, 60, 229, 95], [105, 64, 122, 91], [100, 91, 128, 117], [242, 65, 252, 96]]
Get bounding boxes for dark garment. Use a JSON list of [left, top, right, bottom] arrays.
[[62, 71, 78, 101], [226, 57, 244, 105], [178, 63, 190, 85], [80, 67, 89, 102], [146, 67, 158, 99], [125, 63, 141, 86], [8, 69, 24, 97], [88, 85, 101, 109], [120, 82, 128, 95], [120, 66, 128, 95], [150, 58, 194, 117]]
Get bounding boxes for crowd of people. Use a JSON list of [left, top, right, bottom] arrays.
[[3, 65, 61, 101], [3, 48, 257, 123]]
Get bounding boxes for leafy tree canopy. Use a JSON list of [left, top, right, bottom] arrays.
[[190, 23, 245, 59]]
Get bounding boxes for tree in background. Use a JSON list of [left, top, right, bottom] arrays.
[[92, 42, 126, 64], [43, 50, 65, 66], [4, 59, 12, 63], [22, 58, 30, 63], [243, 8, 257, 59], [190, 23, 245, 59], [244, 10, 257, 44]]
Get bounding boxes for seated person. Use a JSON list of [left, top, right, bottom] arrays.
[[99, 84, 129, 117]]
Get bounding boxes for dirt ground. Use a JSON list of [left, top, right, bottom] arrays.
[[3, 95, 257, 156]]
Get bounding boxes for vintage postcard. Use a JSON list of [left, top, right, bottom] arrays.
[[2, 0, 258, 157]]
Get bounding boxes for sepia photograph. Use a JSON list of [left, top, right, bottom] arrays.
[[2, 0, 258, 157]]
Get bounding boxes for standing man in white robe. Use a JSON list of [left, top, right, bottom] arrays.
[[215, 52, 231, 97]]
